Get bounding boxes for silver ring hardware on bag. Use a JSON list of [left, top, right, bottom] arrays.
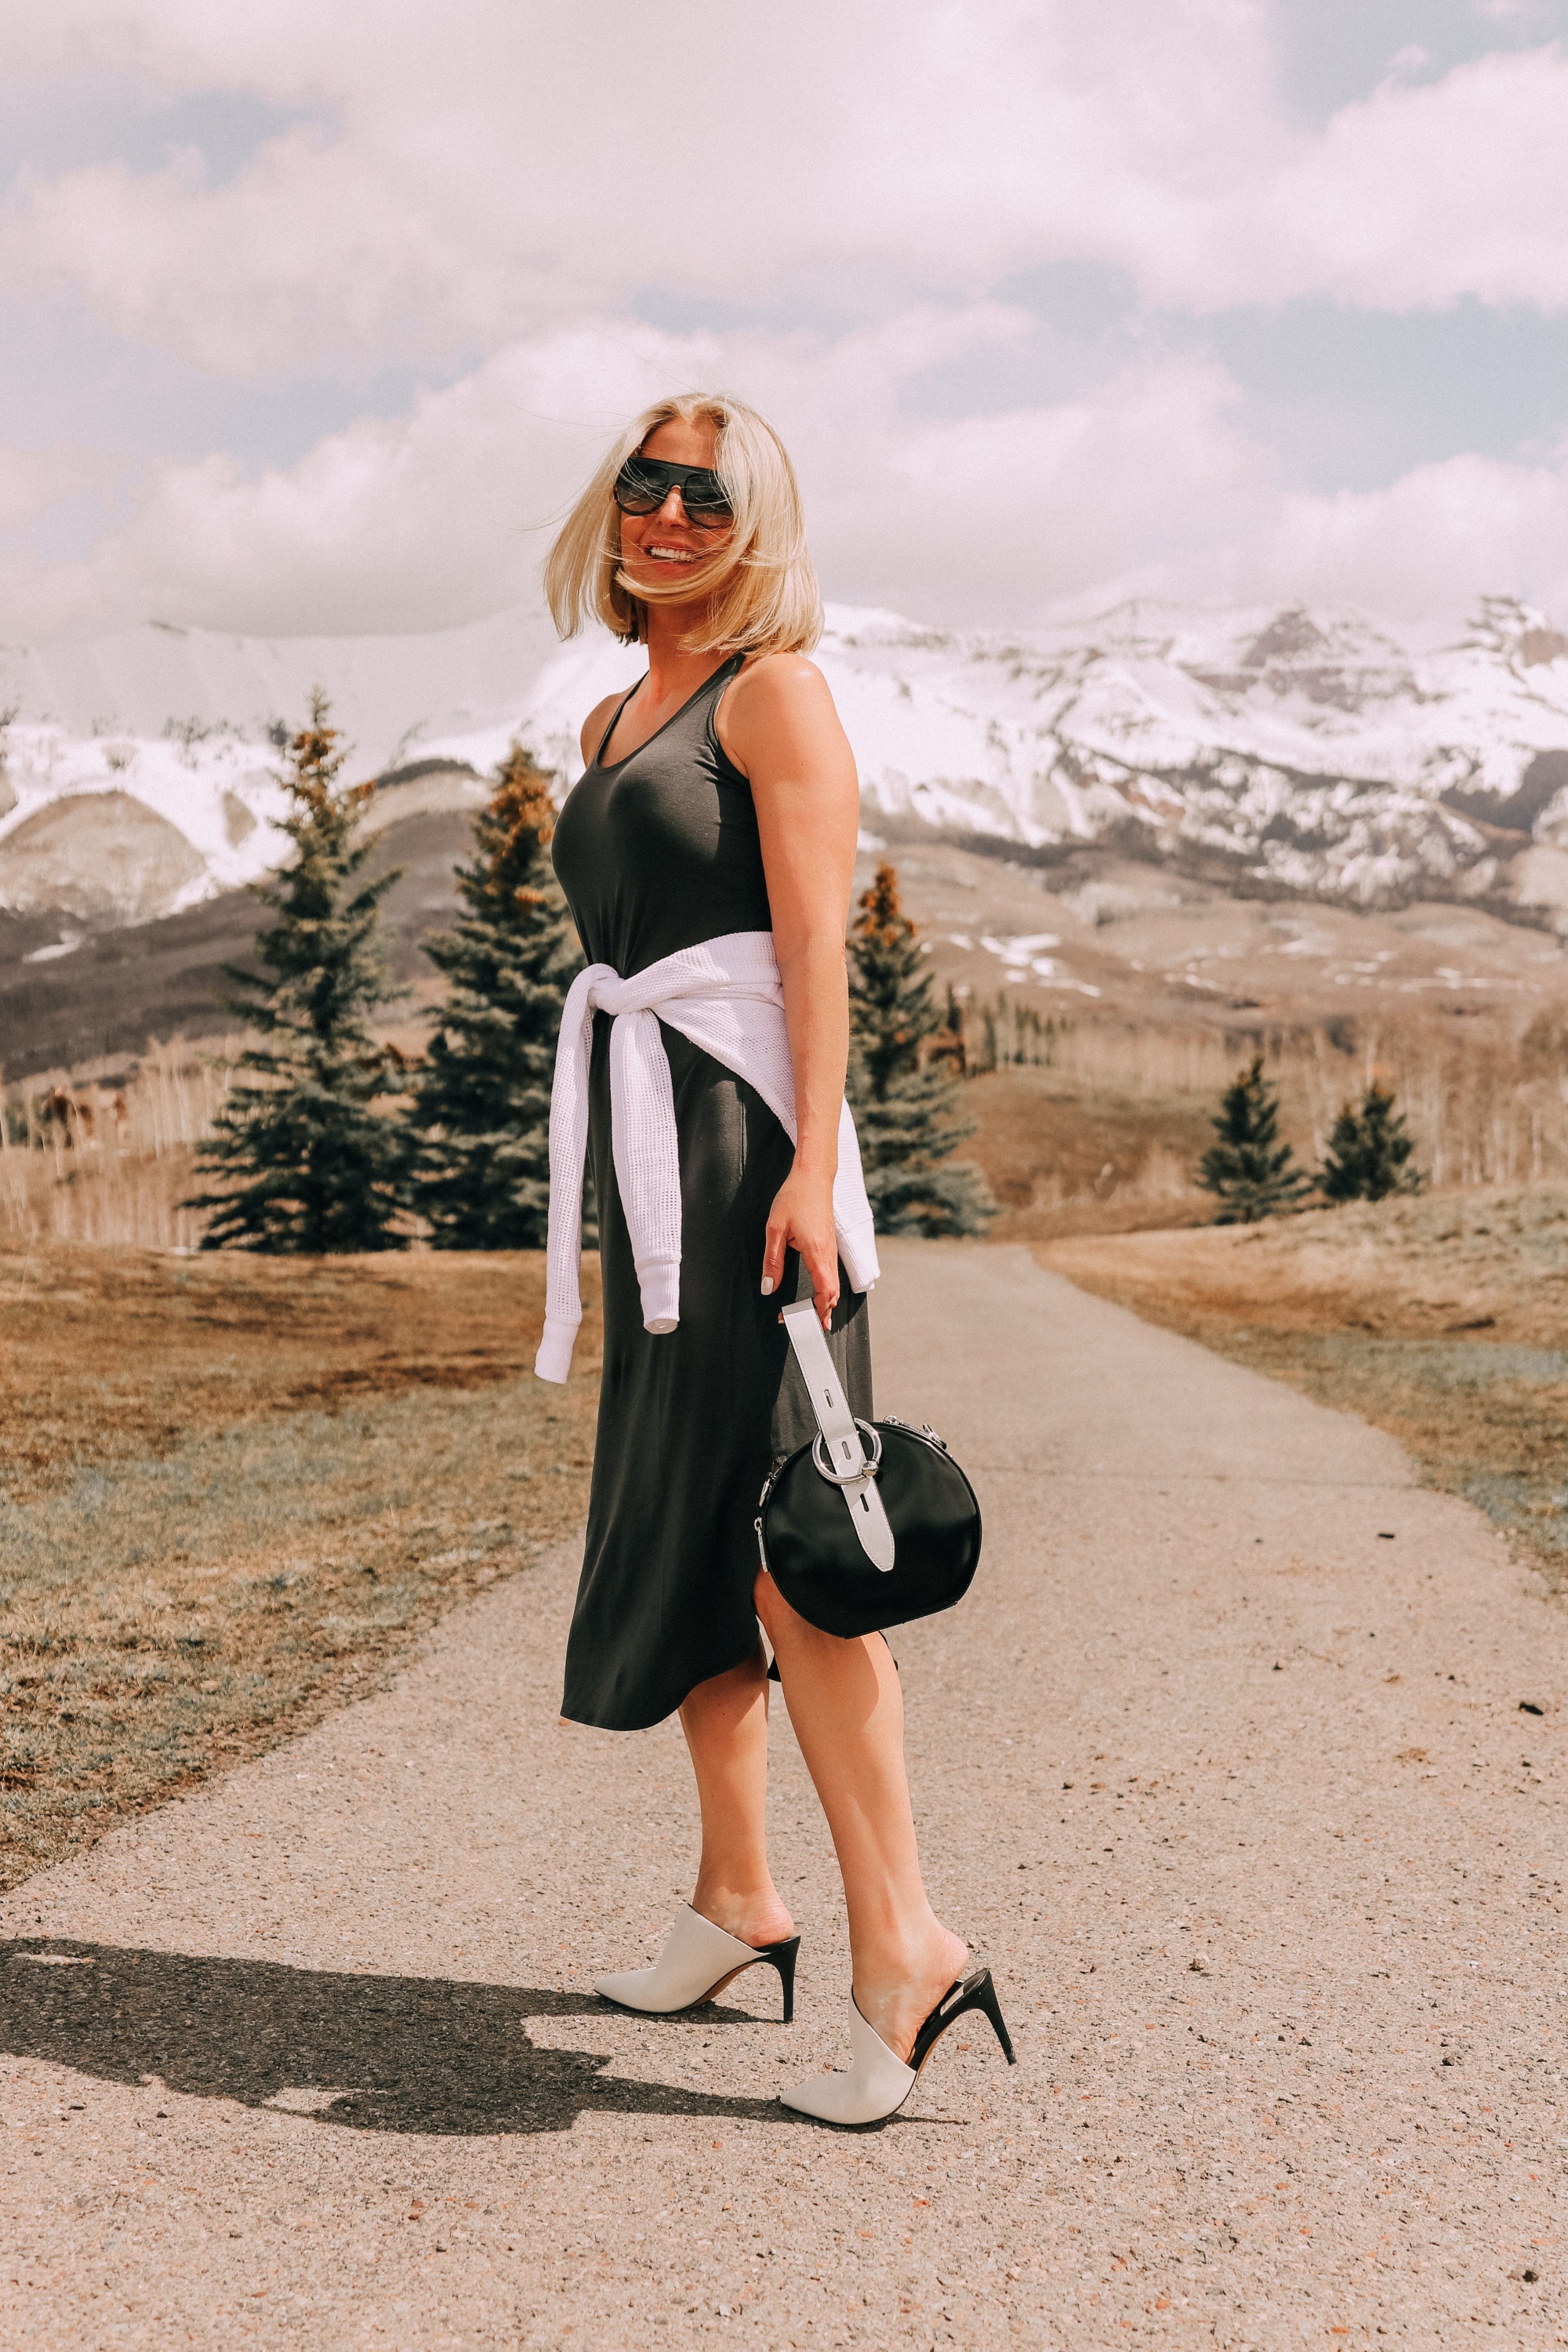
[[760, 1303, 985, 1631], [884, 1412, 949, 1451], [779, 1302, 897, 1571], [811, 1420, 883, 1486]]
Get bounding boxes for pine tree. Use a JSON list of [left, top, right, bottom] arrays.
[[1198, 1053, 1312, 1224], [187, 692, 407, 1252], [408, 744, 582, 1248], [846, 862, 994, 1236], [1319, 1080, 1422, 1203]]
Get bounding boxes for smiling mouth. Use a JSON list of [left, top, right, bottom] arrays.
[[644, 544, 700, 563]]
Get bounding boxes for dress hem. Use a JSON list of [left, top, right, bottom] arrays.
[[559, 1624, 766, 1733]]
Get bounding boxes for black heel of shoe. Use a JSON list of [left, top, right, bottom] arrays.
[[756, 1934, 800, 2023], [909, 1966, 1017, 2075], [972, 1968, 1017, 2066]]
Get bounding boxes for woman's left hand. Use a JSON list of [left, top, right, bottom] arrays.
[[762, 1164, 840, 1329]]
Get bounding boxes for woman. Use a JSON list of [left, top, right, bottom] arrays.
[[537, 393, 1012, 2126]]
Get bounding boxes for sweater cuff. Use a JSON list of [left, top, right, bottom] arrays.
[[535, 1315, 581, 1384], [836, 1215, 881, 1294], [637, 1258, 681, 1334]]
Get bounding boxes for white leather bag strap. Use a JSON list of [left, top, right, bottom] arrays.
[[781, 1301, 896, 1572]]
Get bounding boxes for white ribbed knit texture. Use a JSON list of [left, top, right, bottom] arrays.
[[534, 930, 880, 1383]]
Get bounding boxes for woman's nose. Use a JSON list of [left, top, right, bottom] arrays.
[[655, 488, 689, 527]]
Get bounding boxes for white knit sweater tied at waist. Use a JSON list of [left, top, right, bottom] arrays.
[[534, 929, 880, 1384]]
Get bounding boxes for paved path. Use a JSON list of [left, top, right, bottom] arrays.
[[2, 1241, 1564, 2350]]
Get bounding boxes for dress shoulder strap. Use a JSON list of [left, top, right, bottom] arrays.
[[705, 650, 750, 760], [593, 679, 644, 768]]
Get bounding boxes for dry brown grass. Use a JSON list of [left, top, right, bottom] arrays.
[[955, 1002, 1568, 1241], [0, 1018, 431, 1251], [9, 987, 1566, 1258], [0, 1241, 603, 1892], [0, 1039, 233, 1250], [960, 1062, 1213, 1240], [1037, 1187, 1568, 1588]]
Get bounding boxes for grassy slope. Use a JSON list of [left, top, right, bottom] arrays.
[[914, 1060, 1215, 1243], [0, 1243, 602, 1892], [1039, 1186, 1568, 1589]]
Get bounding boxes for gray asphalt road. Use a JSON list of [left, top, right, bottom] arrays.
[[2, 1240, 1564, 2350]]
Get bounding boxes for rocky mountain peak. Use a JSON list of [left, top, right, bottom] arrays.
[[2, 597, 1566, 931]]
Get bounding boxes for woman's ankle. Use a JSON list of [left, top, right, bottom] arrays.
[[691, 1877, 795, 1947], [850, 1920, 970, 2038]]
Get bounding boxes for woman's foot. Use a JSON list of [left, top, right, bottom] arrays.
[[853, 1922, 971, 2063], [691, 1879, 795, 1950], [596, 1906, 800, 2020], [779, 1962, 1014, 2127]]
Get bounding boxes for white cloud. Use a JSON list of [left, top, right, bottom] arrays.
[[2, 134, 460, 378], [1, 289, 1565, 657], [1, 299, 1563, 644], [0, 4, 1177, 367], [732, 318, 1278, 619], [0, 3, 1564, 644], [0, 322, 703, 637], [6, 0, 1564, 387], [0, 310, 1286, 638], [1247, 446, 1568, 620], [0, 440, 107, 534], [1232, 47, 1568, 310], [1475, 1, 1552, 25]]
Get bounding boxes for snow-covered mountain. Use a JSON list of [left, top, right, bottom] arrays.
[[3, 595, 1567, 929]]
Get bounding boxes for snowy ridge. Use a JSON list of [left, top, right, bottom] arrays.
[[2, 596, 1567, 927]]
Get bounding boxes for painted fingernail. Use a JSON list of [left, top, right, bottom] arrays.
[[760, 1276, 775, 1295]]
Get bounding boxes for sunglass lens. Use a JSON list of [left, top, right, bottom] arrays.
[[614, 459, 667, 514], [683, 476, 733, 522]]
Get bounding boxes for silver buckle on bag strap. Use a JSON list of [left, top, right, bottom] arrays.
[[780, 1302, 896, 1572]]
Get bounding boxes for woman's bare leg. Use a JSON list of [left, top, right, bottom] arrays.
[[679, 1646, 795, 1947], [755, 1571, 968, 2063]]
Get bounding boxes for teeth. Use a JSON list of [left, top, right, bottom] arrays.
[[647, 546, 697, 561]]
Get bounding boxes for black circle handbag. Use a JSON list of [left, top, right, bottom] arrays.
[[754, 1303, 983, 1639]]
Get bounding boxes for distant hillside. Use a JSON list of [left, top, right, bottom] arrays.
[[0, 804, 474, 1080], [4, 596, 1568, 938]]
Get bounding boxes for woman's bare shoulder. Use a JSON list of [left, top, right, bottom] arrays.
[[731, 650, 832, 708], [724, 651, 840, 743], [720, 651, 853, 789], [579, 691, 625, 768]]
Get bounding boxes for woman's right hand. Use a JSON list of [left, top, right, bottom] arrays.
[[761, 1162, 840, 1330]]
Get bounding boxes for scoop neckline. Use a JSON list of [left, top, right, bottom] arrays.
[[593, 653, 743, 773]]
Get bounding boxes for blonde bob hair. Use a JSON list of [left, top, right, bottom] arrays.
[[543, 393, 822, 656]]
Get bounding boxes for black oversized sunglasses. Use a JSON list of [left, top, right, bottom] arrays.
[[612, 456, 735, 528]]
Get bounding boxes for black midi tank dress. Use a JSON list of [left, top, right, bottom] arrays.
[[550, 653, 873, 1731]]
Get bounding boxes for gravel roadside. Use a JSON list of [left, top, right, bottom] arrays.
[[1, 1239, 1563, 2349]]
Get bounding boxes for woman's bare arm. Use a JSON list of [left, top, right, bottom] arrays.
[[720, 655, 860, 1327]]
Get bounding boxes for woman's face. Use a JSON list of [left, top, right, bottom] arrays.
[[618, 415, 734, 596]]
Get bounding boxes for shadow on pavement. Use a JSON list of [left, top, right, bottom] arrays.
[[0, 1938, 789, 2136]]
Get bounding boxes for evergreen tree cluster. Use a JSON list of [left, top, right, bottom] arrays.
[[187, 694, 408, 1253], [188, 700, 579, 1254], [1198, 1053, 1424, 1224], [1319, 1081, 1419, 1203], [846, 863, 994, 1237], [408, 746, 581, 1248]]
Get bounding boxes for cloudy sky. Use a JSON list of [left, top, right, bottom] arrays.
[[2, 0, 1566, 644]]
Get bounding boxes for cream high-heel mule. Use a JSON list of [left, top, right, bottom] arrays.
[[594, 1905, 800, 2020], [780, 1966, 1015, 2127]]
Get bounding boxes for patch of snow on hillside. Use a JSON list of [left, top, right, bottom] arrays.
[[2, 596, 1567, 924]]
